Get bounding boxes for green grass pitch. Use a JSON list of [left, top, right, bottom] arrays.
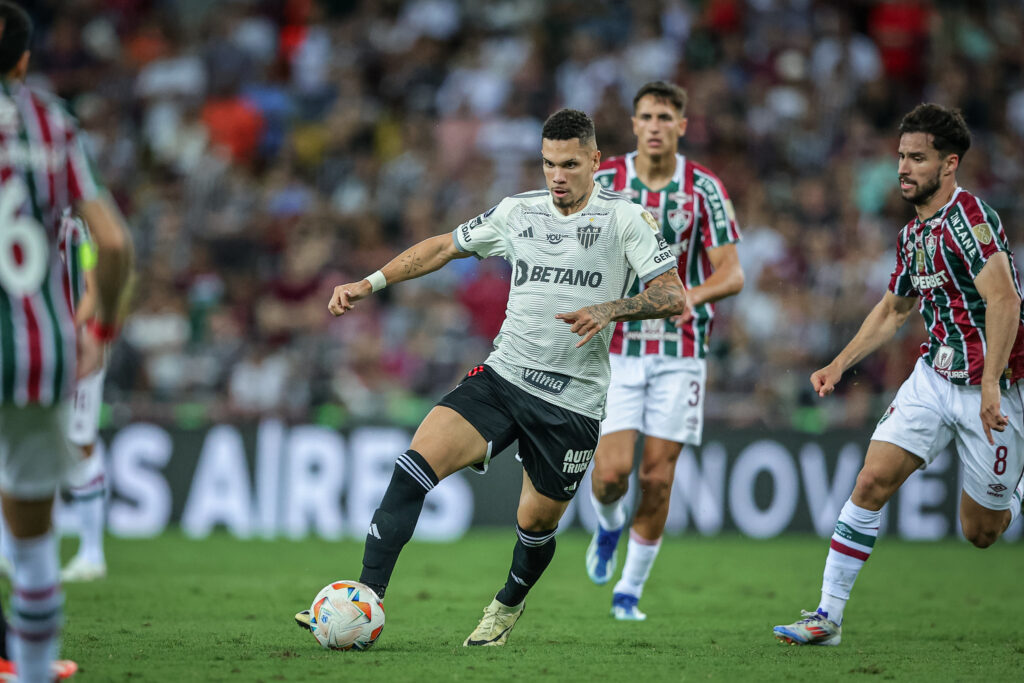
[[56, 531, 1023, 681]]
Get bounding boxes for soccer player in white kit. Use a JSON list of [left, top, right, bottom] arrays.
[[294, 109, 687, 647], [585, 81, 744, 620]]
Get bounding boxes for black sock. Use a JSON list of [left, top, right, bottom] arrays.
[[359, 450, 439, 599], [495, 525, 557, 607]]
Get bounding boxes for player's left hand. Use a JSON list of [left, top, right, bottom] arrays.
[[556, 306, 611, 348], [980, 382, 1008, 445], [670, 303, 696, 328]]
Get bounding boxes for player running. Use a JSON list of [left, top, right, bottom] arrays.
[[585, 81, 743, 620], [774, 104, 1024, 646], [0, 3, 133, 679], [59, 211, 108, 583], [295, 109, 686, 646]]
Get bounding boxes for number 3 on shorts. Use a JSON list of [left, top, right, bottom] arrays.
[[0, 179, 49, 296]]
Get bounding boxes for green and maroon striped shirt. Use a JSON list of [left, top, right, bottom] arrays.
[[888, 187, 1024, 386], [596, 152, 741, 358], [0, 80, 103, 405]]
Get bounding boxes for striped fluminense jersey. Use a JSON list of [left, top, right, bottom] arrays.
[[595, 152, 741, 358], [452, 187, 674, 420], [0, 80, 103, 406], [888, 187, 1024, 386]]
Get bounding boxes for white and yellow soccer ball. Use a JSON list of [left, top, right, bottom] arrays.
[[308, 580, 385, 651]]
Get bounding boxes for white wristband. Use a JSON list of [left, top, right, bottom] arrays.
[[366, 270, 387, 293]]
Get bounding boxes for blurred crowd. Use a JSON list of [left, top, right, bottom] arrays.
[[25, 0, 1024, 429]]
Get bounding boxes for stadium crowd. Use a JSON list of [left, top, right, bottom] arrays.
[[26, 0, 1024, 429]]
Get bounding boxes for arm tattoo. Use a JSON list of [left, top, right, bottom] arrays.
[[587, 272, 685, 324]]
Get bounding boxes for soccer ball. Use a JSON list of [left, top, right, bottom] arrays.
[[308, 580, 385, 651]]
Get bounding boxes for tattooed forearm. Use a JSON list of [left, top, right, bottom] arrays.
[[379, 234, 460, 285], [587, 270, 686, 324]]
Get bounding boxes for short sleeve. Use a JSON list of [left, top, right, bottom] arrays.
[[621, 204, 675, 283], [888, 235, 918, 297], [946, 198, 1006, 279], [452, 198, 513, 260], [65, 119, 103, 204], [694, 169, 741, 249]]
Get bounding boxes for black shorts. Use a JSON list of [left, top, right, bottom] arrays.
[[437, 364, 600, 501]]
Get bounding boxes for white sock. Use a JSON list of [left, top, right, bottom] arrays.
[[612, 530, 661, 599], [591, 492, 626, 531], [0, 514, 13, 566], [819, 498, 881, 625], [8, 531, 62, 683], [75, 492, 105, 565]]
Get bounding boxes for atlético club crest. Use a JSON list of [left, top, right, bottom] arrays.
[[577, 219, 602, 249]]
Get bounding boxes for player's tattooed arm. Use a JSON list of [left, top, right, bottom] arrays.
[[556, 269, 686, 347], [329, 233, 470, 316]]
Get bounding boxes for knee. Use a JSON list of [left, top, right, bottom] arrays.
[[592, 468, 630, 502], [962, 520, 1002, 549], [852, 468, 897, 508], [637, 468, 673, 506]]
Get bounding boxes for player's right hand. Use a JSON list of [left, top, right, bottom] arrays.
[[328, 281, 372, 316], [810, 364, 842, 397]]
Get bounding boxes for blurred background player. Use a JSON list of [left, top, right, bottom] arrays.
[[59, 210, 107, 583], [0, 2, 132, 680], [297, 109, 685, 646], [585, 81, 744, 620], [774, 104, 1024, 646]]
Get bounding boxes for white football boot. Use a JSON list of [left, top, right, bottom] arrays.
[[60, 555, 106, 582], [463, 597, 525, 646]]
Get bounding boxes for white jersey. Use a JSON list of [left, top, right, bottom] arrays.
[[452, 186, 675, 419]]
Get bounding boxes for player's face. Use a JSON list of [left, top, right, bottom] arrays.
[[632, 95, 687, 158], [897, 132, 957, 206], [542, 138, 601, 215]]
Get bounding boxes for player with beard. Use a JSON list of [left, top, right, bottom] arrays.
[[774, 104, 1024, 646]]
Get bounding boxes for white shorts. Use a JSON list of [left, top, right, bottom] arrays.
[[66, 367, 105, 447], [0, 403, 77, 499], [602, 354, 706, 445], [872, 357, 1024, 511]]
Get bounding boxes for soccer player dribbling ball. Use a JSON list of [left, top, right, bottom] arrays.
[[0, 2, 133, 679], [295, 109, 686, 646], [585, 81, 744, 621], [774, 103, 1024, 647]]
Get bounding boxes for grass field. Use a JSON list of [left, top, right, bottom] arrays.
[[55, 531, 1023, 682]]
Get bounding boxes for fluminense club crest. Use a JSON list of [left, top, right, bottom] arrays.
[[577, 218, 602, 249]]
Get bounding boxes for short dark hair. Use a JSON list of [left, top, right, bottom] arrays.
[[633, 81, 687, 116], [0, 1, 30, 74], [542, 109, 596, 147], [898, 103, 971, 160]]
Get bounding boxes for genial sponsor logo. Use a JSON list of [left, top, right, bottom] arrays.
[[522, 368, 571, 395], [562, 448, 595, 474], [513, 259, 603, 288]]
